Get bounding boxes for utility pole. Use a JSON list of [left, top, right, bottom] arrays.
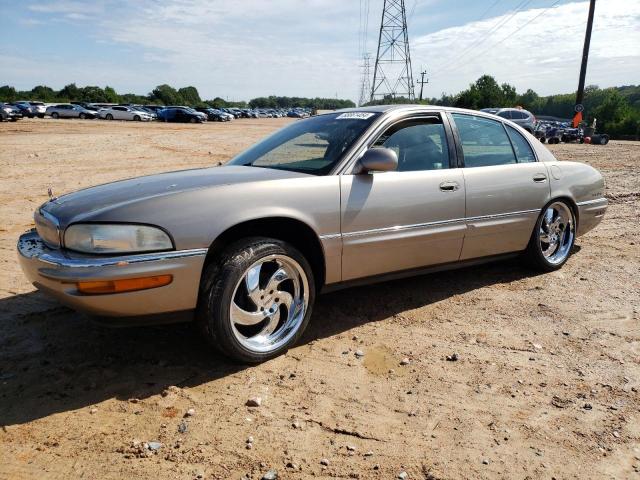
[[370, 0, 415, 102], [573, 0, 596, 127], [358, 53, 372, 106], [416, 70, 428, 102]]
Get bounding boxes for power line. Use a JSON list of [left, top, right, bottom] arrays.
[[432, 0, 562, 80], [431, 0, 535, 77]]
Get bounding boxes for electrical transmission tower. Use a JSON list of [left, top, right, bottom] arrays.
[[358, 53, 372, 106], [370, 0, 415, 102]]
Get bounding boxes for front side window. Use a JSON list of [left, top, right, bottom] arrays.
[[229, 112, 380, 175], [497, 110, 511, 119], [372, 117, 450, 171], [452, 113, 516, 167], [505, 124, 536, 163]]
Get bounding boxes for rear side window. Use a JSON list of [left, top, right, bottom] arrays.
[[506, 125, 536, 163], [451, 113, 516, 167]]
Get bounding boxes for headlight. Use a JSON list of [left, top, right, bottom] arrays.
[[64, 224, 173, 254]]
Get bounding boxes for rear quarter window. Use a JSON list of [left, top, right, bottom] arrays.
[[505, 125, 536, 163]]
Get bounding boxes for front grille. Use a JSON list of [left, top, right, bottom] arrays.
[[34, 208, 61, 248]]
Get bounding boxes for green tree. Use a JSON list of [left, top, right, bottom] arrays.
[[0, 85, 17, 102], [178, 86, 201, 105], [593, 89, 629, 130], [150, 84, 182, 105], [30, 85, 56, 102], [59, 83, 81, 100], [104, 86, 119, 103], [516, 88, 539, 109]]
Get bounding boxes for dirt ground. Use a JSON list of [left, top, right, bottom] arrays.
[[0, 118, 638, 480]]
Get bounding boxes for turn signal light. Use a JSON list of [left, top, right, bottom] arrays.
[[76, 275, 173, 295]]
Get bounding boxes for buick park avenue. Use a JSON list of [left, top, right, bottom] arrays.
[[18, 106, 607, 362]]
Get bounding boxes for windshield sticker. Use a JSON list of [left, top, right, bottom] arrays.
[[336, 112, 375, 120]]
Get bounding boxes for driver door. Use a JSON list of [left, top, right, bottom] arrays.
[[340, 115, 466, 281]]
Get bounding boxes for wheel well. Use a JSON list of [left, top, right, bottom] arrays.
[[203, 217, 326, 290], [547, 196, 579, 227]]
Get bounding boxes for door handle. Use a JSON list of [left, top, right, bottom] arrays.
[[533, 173, 547, 182], [439, 181, 459, 192]]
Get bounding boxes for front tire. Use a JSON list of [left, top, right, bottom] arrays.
[[79, 113, 86, 119], [51, 112, 59, 119], [524, 200, 576, 271], [134, 115, 141, 121], [106, 114, 113, 120], [197, 237, 315, 363]]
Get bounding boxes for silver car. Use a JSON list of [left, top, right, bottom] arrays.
[[481, 107, 536, 133], [46, 104, 99, 119], [99, 105, 153, 121], [17, 105, 607, 362]]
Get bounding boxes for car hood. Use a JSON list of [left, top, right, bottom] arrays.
[[41, 165, 311, 226]]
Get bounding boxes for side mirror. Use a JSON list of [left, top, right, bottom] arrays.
[[355, 147, 398, 174]]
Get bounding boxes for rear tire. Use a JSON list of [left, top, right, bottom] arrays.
[[197, 237, 315, 363], [524, 200, 576, 272], [106, 114, 113, 120]]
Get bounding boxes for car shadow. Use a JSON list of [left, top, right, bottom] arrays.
[[0, 257, 539, 426]]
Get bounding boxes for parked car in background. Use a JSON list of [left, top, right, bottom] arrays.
[[10, 102, 37, 118], [71, 102, 98, 110], [141, 105, 165, 114], [130, 105, 158, 120], [1, 103, 23, 121], [98, 105, 153, 121], [17, 105, 607, 363], [28, 101, 47, 117], [46, 104, 99, 119], [158, 107, 205, 123], [194, 107, 230, 122], [480, 107, 536, 133]]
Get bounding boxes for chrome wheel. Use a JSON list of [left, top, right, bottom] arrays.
[[539, 202, 575, 265], [229, 254, 309, 353]]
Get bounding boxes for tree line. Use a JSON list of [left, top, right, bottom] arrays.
[[367, 75, 639, 139], [0, 83, 355, 111]]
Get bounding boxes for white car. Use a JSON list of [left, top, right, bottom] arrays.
[[99, 106, 153, 121]]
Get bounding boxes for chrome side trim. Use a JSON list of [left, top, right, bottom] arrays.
[[343, 217, 466, 238], [576, 198, 607, 206], [18, 231, 207, 269], [319, 233, 341, 240], [465, 208, 539, 222], [341, 209, 539, 238]]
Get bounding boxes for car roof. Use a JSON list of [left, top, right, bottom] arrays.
[[328, 104, 522, 118]]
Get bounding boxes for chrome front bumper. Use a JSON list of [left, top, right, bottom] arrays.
[[17, 230, 207, 318]]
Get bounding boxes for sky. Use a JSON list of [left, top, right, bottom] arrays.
[[1, 0, 638, 102]]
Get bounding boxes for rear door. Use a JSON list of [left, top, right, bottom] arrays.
[[112, 106, 127, 120], [449, 113, 550, 259], [340, 114, 466, 280], [61, 105, 73, 118]]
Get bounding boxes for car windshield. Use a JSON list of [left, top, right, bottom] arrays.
[[228, 112, 380, 175]]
